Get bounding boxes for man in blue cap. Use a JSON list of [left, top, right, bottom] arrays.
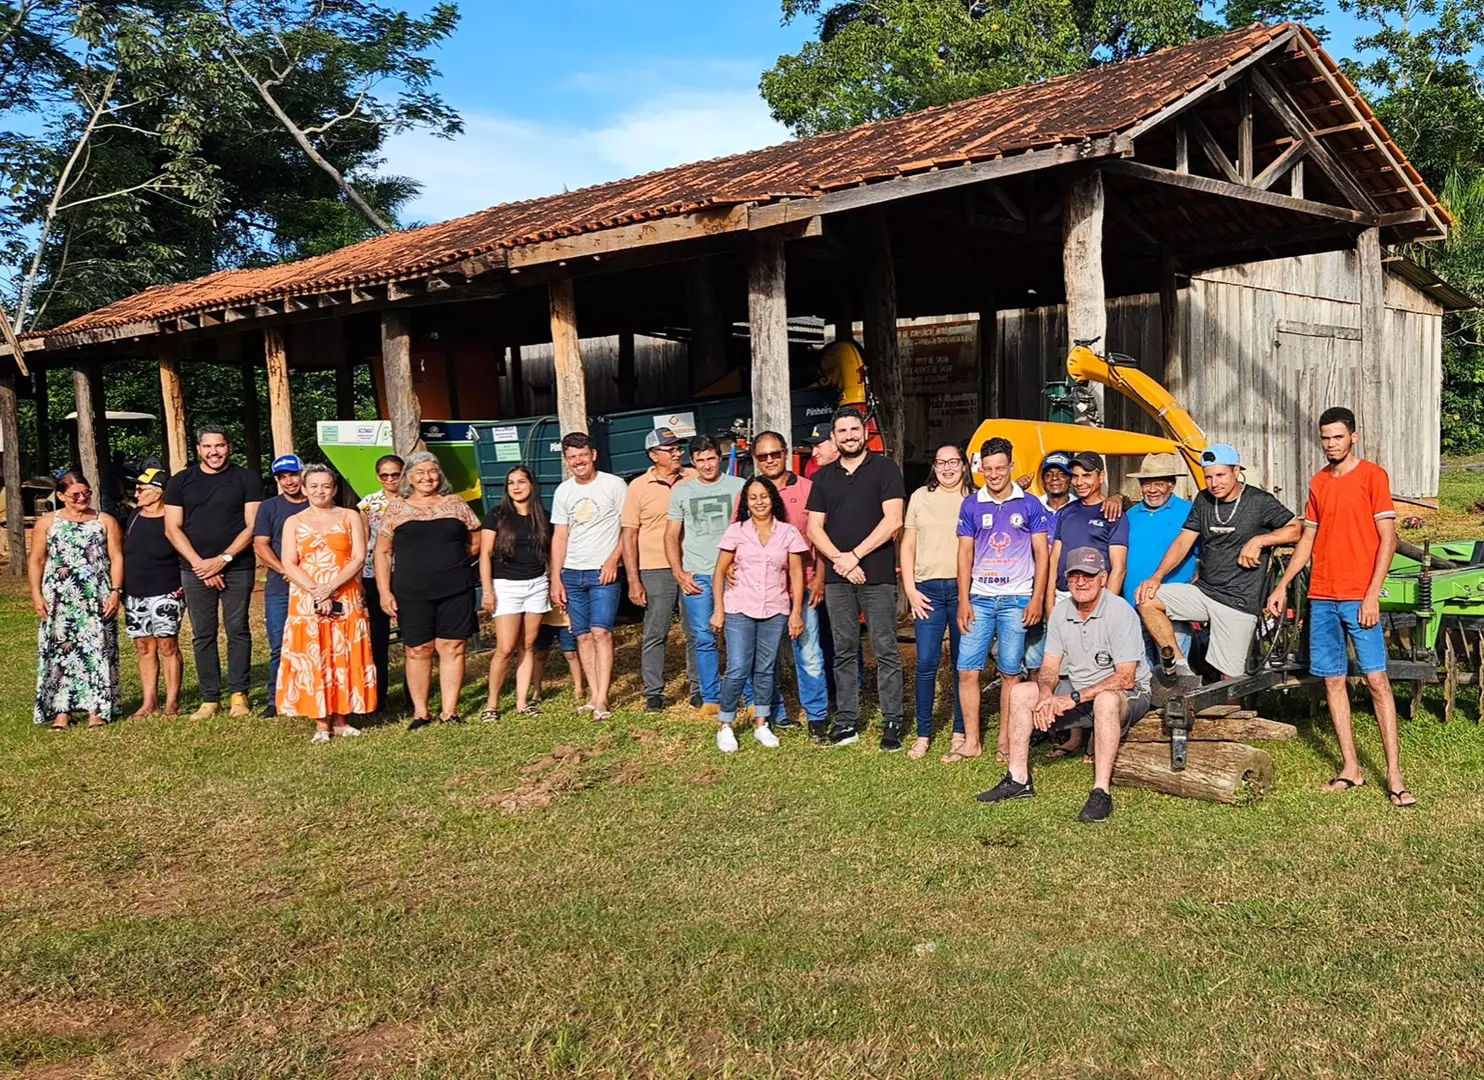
[[253, 453, 310, 715], [1135, 444, 1300, 681]]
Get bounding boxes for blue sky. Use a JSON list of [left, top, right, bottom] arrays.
[[384, 2, 1370, 225]]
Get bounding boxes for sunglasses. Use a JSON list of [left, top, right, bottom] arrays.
[[378, 471, 402, 480], [753, 450, 785, 462], [64, 488, 92, 498]]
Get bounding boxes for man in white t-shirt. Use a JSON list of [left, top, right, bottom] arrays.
[[550, 432, 629, 721]]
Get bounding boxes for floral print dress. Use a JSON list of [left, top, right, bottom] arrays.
[[276, 513, 378, 719], [34, 517, 120, 724]]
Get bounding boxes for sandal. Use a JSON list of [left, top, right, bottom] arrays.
[[1387, 787, 1417, 808], [439, 714, 463, 725], [940, 750, 981, 765], [1046, 746, 1080, 759], [907, 737, 931, 760], [1323, 776, 1365, 793], [592, 710, 613, 722], [515, 705, 540, 718], [480, 707, 500, 724], [407, 716, 433, 731]]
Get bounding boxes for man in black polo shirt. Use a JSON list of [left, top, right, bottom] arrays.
[[164, 426, 262, 719], [806, 407, 907, 749]]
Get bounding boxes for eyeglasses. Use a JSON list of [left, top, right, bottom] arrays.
[[934, 459, 961, 468], [753, 450, 785, 462], [377, 471, 402, 480], [652, 446, 683, 455], [64, 488, 92, 498]]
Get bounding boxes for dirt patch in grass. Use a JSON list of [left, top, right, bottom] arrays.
[[332, 1019, 421, 1079], [482, 734, 616, 815], [0, 1001, 210, 1076]]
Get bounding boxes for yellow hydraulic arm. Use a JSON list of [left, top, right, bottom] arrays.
[[1066, 344, 1210, 478]]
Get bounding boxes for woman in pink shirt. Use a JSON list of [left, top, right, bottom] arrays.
[[709, 477, 807, 753]]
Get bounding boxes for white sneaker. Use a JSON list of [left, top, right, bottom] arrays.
[[310, 730, 331, 744], [752, 724, 780, 749], [338, 725, 362, 738], [716, 725, 739, 753]]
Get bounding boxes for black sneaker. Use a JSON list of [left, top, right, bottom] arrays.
[[827, 724, 859, 747], [689, 692, 703, 708], [808, 719, 830, 743], [1078, 787, 1114, 822], [772, 714, 803, 731], [644, 694, 666, 713], [975, 772, 1036, 803], [879, 725, 904, 752]]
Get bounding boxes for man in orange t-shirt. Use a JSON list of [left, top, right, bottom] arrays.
[[1266, 406, 1413, 807]]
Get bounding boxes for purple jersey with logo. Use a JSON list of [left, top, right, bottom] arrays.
[[957, 485, 1048, 597]]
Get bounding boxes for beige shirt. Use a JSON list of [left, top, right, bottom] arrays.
[[904, 484, 967, 582]]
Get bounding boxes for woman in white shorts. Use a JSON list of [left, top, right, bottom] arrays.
[[478, 466, 552, 721]]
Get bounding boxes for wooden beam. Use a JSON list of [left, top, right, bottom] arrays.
[[1357, 227, 1388, 474], [686, 256, 730, 396], [1290, 158, 1304, 199], [1237, 80, 1254, 183], [747, 230, 792, 445], [72, 365, 101, 495], [1160, 248, 1182, 396], [860, 211, 902, 464], [158, 350, 189, 475], [547, 278, 588, 437], [240, 362, 262, 478], [616, 332, 636, 409], [1, 370, 23, 573], [381, 309, 421, 455], [32, 369, 50, 477], [1174, 120, 1189, 174], [1312, 120, 1366, 137], [986, 183, 1025, 221], [1188, 113, 1240, 184], [1377, 208, 1428, 227], [1252, 140, 1309, 191], [1063, 171, 1108, 415], [1102, 160, 1373, 224], [263, 326, 294, 458], [1249, 69, 1376, 213], [0, 304, 30, 376]]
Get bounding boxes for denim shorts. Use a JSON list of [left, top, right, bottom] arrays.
[[561, 568, 621, 636], [1309, 599, 1388, 677], [535, 623, 577, 653], [957, 594, 1030, 673]]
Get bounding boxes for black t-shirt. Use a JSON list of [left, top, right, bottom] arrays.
[[1184, 485, 1295, 613], [805, 452, 907, 585], [480, 507, 547, 581], [392, 519, 475, 600], [123, 512, 180, 597], [252, 494, 311, 596], [163, 463, 263, 570]]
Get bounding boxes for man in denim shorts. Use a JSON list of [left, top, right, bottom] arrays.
[[1266, 406, 1414, 807], [952, 436, 1049, 764]]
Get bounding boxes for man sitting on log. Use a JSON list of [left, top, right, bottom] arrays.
[[976, 546, 1152, 822]]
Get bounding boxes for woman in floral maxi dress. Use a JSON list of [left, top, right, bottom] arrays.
[[276, 464, 377, 741], [29, 470, 123, 729]]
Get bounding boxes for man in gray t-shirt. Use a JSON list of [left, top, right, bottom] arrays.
[[976, 546, 1151, 823]]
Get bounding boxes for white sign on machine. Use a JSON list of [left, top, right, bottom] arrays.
[[654, 411, 697, 438], [316, 420, 391, 445]]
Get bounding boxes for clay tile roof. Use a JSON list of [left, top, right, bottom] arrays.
[[39, 21, 1442, 341]]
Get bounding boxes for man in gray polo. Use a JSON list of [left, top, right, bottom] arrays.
[[976, 546, 1151, 822]]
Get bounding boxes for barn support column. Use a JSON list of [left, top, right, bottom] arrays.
[[72, 363, 102, 495], [33, 369, 50, 476], [381, 310, 420, 455], [240, 362, 263, 477], [1160, 247, 1183, 396], [158, 347, 189, 475], [748, 230, 791, 443], [509, 345, 525, 417], [1062, 169, 1108, 416], [687, 256, 729, 396], [1, 370, 23, 572], [1357, 227, 1387, 473], [861, 210, 903, 464], [976, 282, 1000, 424], [616, 332, 637, 409], [264, 327, 294, 457], [548, 278, 588, 436]]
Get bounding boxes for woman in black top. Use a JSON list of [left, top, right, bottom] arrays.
[[122, 468, 184, 717], [373, 451, 480, 730], [478, 466, 552, 721]]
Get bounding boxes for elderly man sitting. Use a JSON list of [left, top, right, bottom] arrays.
[[975, 546, 1152, 822]]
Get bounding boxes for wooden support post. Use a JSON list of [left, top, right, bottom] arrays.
[[72, 365, 101, 495], [687, 256, 729, 396], [381, 309, 422, 454], [829, 278, 855, 345], [1237, 81, 1254, 183], [509, 345, 525, 417], [616, 332, 637, 408], [860, 210, 903, 464], [240, 362, 263, 478], [976, 282, 1000, 421], [158, 349, 189, 475], [547, 278, 588, 436], [1357, 226, 1387, 473], [263, 326, 294, 458], [1063, 169, 1108, 414], [1160, 247, 1182, 396], [1, 370, 23, 573], [87, 362, 111, 477], [1290, 158, 1304, 199], [748, 230, 792, 444], [32, 368, 50, 476], [1174, 120, 1189, 174]]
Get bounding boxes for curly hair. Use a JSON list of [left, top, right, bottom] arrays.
[[734, 474, 787, 524]]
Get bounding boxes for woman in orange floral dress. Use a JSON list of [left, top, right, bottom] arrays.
[[277, 464, 377, 741]]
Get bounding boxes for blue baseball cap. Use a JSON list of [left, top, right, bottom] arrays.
[[1041, 452, 1073, 476], [271, 453, 303, 475], [644, 427, 682, 451], [1199, 444, 1242, 468]]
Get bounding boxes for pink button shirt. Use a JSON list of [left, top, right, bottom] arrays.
[[717, 519, 809, 619]]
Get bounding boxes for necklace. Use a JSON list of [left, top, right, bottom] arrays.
[[1211, 485, 1244, 527]]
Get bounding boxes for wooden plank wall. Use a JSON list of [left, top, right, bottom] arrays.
[[503, 334, 690, 419]]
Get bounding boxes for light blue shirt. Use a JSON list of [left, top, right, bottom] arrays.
[[1122, 495, 1197, 603]]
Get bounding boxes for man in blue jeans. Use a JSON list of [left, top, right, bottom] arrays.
[[666, 436, 745, 721], [954, 437, 1049, 763], [549, 432, 629, 721], [251, 454, 309, 716]]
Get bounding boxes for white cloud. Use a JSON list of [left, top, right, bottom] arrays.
[[383, 89, 791, 224]]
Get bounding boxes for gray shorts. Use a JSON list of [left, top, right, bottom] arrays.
[[1051, 680, 1150, 735], [1154, 582, 1257, 679]]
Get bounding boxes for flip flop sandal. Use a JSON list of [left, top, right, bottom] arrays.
[[1387, 788, 1417, 808], [1325, 776, 1365, 792], [480, 707, 500, 724], [515, 705, 540, 718], [907, 737, 931, 760], [592, 710, 613, 722], [577, 703, 596, 714], [940, 751, 979, 765]]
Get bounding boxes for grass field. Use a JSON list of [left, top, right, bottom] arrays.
[[4, 475, 1484, 1077]]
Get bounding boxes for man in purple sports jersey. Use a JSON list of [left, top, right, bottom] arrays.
[[952, 437, 1050, 763]]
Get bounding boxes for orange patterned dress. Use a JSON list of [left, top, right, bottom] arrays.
[[277, 512, 378, 719]]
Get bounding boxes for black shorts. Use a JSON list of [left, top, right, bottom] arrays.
[[398, 591, 476, 647], [1050, 680, 1151, 735]]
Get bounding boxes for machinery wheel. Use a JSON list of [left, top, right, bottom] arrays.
[[1250, 551, 1307, 674]]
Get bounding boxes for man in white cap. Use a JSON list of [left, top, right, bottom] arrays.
[[1122, 452, 1197, 668], [1136, 444, 1300, 681], [253, 453, 310, 716]]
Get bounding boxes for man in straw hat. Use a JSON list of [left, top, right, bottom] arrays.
[[1122, 452, 1198, 669]]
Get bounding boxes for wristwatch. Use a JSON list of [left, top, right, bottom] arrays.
[[220, 552, 233, 564], [1069, 690, 1082, 706]]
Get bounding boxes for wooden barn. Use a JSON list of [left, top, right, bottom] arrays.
[[0, 21, 1463, 567]]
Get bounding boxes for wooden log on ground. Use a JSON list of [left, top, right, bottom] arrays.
[[1125, 712, 1297, 743], [1111, 741, 1275, 805]]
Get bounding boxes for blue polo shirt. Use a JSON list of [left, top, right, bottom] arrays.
[[1050, 497, 1130, 591], [1121, 495, 1197, 603]]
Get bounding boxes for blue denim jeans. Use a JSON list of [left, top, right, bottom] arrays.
[[264, 591, 289, 714], [958, 594, 1031, 673], [561, 568, 621, 636], [791, 602, 830, 723], [680, 574, 721, 704], [911, 579, 963, 738], [720, 613, 788, 724], [1309, 600, 1388, 676]]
